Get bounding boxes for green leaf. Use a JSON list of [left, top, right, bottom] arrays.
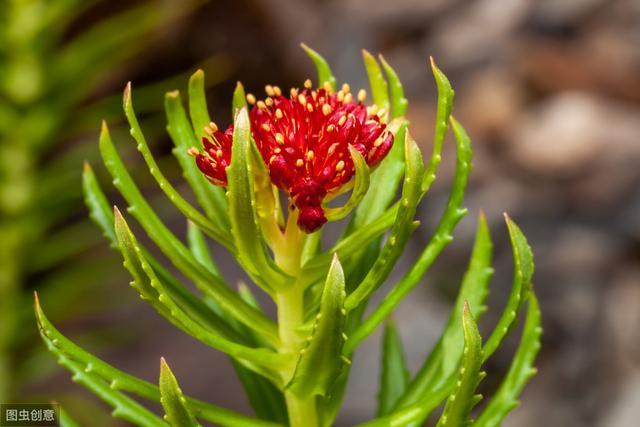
[[422, 57, 454, 194], [377, 320, 409, 416], [226, 108, 292, 293], [362, 50, 390, 117], [186, 220, 221, 277], [346, 117, 472, 353], [324, 147, 370, 221], [344, 130, 424, 311], [475, 292, 542, 427], [301, 44, 337, 91], [435, 303, 484, 427], [188, 69, 211, 142], [159, 358, 202, 427], [123, 83, 233, 250], [35, 295, 167, 427], [82, 162, 116, 248], [483, 215, 534, 360], [348, 117, 407, 232], [165, 90, 229, 227], [114, 209, 289, 382], [287, 255, 349, 397], [232, 82, 248, 118], [396, 213, 494, 412], [34, 296, 281, 427], [58, 406, 80, 427], [379, 56, 408, 118], [83, 165, 239, 343], [99, 122, 278, 345]]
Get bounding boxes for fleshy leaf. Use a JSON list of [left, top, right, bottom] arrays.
[[159, 358, 202, 427], [344, 130, 424, 311], [232, 82, 248, 118], [188, 69, 211, 141], [34, 295, 281, 427], [346, 117, 472, 353], [396, 213, 494, 411], [164, 90, 229, 227], [226, 108, 292, 293], [324, 146, 371, 221], [379, 56, 408, 118], [114, 208, 289, 382], [82, 162, 116, 248], [362, 50, 390, 117], [475, 292, 542, 427], [286, 255, 349, 397], [123, 83, 233, 249], [301, 43, 337, 91], [58, 406, 80, 427], [483, 215, 534, 360], [377, 320, 410, 416], [422, 57, 454, 194], [435, 303, 484, 427]]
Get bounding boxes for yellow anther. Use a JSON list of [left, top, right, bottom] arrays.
[[343, 92, 353, 104], [342, 83, 350, 93], [257, 100, 267, 109], [265, 85, 275, 97], [304, 79, 312, 89], [296, 158, 304, 167], [306, 150, 314, 160], [337, 91, 345, 103], [187, 147, 199, 157], [338, 115, 347, 126], [298, 94, 306, 104], [246, 93, 256, 104], [327, 124, 335, 133], [322, 104, 332, 116], [208, 121, 218, 132], [273, 86, 282, 96], [265, 97, 274, 106], [216, 149, 223, 159], [307, 103, 314, 112], [358, 89, 367, 102], [275, 133, 285, 145], [336, 160, 345, 172], [275, 108, 283, 119], [261, 123, 270, 131]]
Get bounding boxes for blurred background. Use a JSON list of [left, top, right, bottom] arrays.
[[1, 0, 639, 426]]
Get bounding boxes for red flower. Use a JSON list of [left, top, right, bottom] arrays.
[[193, 80, 394, 233]]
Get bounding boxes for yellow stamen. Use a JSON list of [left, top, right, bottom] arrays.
[[298, 94, 306, 104], [265, 85, 275, 97], [336, 160, 345, 172], [275, 133, 285, 145], [306, 150, 314, 160], [323, 81, 332, 92], [257, 100, 267, 109], [342, 83, 350, 93], [307, 103, 314, 112], [273, 86, 282, 96], [322, 104, 332, 116], [358, 89, 367, 102], [338, 115, 347, 126], [275, 108, 283, 119], [261, 123, 270, 131], [296, 158, 304, 167], [265, 97, 274, 107], [246, 93, 256, 104], [343, 93, 353, 104], [304, 79, 312, 89], [187, 147, 199, 157]]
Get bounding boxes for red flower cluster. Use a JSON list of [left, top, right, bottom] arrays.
[[193, 80, 394, 232]]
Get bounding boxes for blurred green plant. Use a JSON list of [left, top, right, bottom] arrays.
[[0, 0, 229, 404], [36, 45, 541, 426]]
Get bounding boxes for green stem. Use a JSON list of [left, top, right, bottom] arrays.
[[274, 207, 319, 427]]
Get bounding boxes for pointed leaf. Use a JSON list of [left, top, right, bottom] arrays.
[[475, 292, 542, 427], [435, 303, 484, 427], [165, 90, 229, 226], [345, 130, 424, 311], [232, 82, 248, 117], [362, 50, 390, 117], [346, 117, 472, 353], [99, 122, 278, 344], [159, 358, 202, 427], [82, 162, 116, 247], [377, 320, 409, 416], [226, 108, 292, 293], [114, 209, 289, 382], [324, 146, 371, 221], [422, 58, 454, 194], [34, 295, 281, 427], [287, 255, 349, 397], [123, 83, 233, 249], [379, 56, 408, 118], [483, 215, 534, 360], [395, 213, 493, 411], [301, 44, 337, 91], [188, 69, 211, 141], [59, 406, 80, 427]]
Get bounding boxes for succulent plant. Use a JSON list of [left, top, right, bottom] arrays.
[[35, 45, 541, 426]]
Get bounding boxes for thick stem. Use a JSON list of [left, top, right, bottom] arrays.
[[274, 207, 319, 427]]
